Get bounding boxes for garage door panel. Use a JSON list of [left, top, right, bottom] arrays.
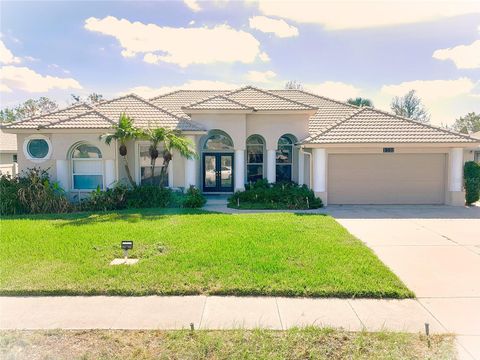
[[328, 154, 446, 204]]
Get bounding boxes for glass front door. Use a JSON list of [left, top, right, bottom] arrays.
[[203, 153, 234, 192]]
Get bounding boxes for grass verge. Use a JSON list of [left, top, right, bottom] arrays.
[[0, 329, 455, 360], [0, 209, 413, 298]]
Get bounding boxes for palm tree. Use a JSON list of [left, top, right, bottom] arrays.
[[143, 127, 197, 187], [100, 112, 142, 187]]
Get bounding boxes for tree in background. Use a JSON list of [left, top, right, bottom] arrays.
[[100, 113, 142, 187], [390, 90, 430, 123], [1, 97, 58, 123], [285, 80, 304, 90], [70, 93, 104, 105], [347, 97, 373, 107], [450, 112, 480, 134]]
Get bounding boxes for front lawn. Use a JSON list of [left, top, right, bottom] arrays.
[[0, 209, 413, 298], [0, 329, 454, 360]]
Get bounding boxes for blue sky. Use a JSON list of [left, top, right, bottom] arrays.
[[1, 0, 479, 125]]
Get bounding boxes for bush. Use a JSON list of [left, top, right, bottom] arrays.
[[464, 161, 480, 205], [0, 168, 72, 215], [228, 180, 323, 210], [1, 168, 206, 215], [182, 186, 207, 208]]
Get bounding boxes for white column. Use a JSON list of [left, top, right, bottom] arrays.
[[449, 148, 463, 191], [105, 159, 115, 188], [312, 148, 326, 193], [184, 135, 197, 190], [56, 160, 69, 191], [298, 149, 305, 185], [234, 149, 245, 191], [267, 149, 276, 183], [168, 159, 174, 188]]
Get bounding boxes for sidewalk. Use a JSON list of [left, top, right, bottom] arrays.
[[0, 295, 443, 333]]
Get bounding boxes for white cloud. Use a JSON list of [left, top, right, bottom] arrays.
[[249, 16, 299, 38], [257, 1, 480, 30], [433, 40, 480, 69], [259, 51, 270, 62], [189, 20, 196, 26], [0, 40, 21, 64], [184, 0, 201, 12], [305, 81, 361, 100], [123, 80, 240, 99], [85, 16, 266, 67], [380, 77, 476, 101], [246, 70, 277, 83], [0, 83, 12, 93], [0, 66, 82, 93]]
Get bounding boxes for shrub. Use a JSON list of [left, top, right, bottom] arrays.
[[1, 168, 206, 215], [228, 180, 323, 210], [182, 186, 206, 208], [125, 185, 173, 208], [0, 174, 24, 215], [464, 161, 480, 205], [79, 185, 128, 211], [0, 168, 72, 215]]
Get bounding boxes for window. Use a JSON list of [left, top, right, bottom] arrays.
[[276, 135, 294, 182], [203, 131, 234, 151], [71, 144, 103, 190], [139, 144, 168, 186], [12, 154, 17, 163], [246, 135, 264, 183], [23, 136, 52, 162], [475, 151, 480, 163]]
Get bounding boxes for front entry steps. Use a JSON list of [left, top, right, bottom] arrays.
[[205, 194, 229, 206]]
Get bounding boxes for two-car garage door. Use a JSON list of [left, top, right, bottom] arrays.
[[328, 154, 446, 204]]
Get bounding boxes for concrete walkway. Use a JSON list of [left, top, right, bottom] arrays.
[[0, 296, 443, 333]]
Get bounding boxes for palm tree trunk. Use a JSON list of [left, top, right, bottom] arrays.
[[123, 156, 136, 187], [159, 160, 170, 188], [150, 158, 157, 185]]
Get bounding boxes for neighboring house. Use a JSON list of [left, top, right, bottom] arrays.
[[2, 86, 479, 205], [0, 128, 18, 176], [472, 131, 480, 163]]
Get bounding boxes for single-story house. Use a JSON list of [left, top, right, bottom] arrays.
[[0, 128, 18, 176], [2, 86, 479, 205]]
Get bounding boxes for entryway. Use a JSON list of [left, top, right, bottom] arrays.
[[202, 153, 234, 192]]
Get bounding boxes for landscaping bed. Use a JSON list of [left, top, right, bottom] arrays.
[[0, 209, 412, 298], [0, 329, 454, 360], [228, 180, 323, 210]]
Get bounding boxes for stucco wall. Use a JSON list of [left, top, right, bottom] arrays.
[[16, 132, 116, 189]]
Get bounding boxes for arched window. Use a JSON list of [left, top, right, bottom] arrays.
[[246, 135, 265, 183], [276, 135, 295, 182], [203, 130, 234, 151], [71, 143, 104, 190]]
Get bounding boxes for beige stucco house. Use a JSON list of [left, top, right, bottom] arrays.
[[2, 86, 479, 205]]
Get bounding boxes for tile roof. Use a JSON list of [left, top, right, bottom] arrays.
[[3, 87, 477, 146], [206, 86, 317, 111], [4, 95, 205, 131], [150, 90, 227, 117], [3, 104, 93, 129], [303, 107, 479, 144], [45, 110, 116, 129], [270, 89, 358, 133], [183, 94, 255, 111], [93, 94, 204, 131]]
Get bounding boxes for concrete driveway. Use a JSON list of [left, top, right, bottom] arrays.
[[327, 205, 480, 360]]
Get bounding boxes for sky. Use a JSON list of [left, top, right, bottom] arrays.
[[0, 0, 479, 125]]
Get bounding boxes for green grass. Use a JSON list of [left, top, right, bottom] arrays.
[[0, 328, 455, 360], [0, 209, 413, 298]]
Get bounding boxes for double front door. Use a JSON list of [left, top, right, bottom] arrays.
[[203, 153, 234, 192]]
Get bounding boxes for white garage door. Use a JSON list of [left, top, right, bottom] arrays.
[[328, 154, 446, 204]]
